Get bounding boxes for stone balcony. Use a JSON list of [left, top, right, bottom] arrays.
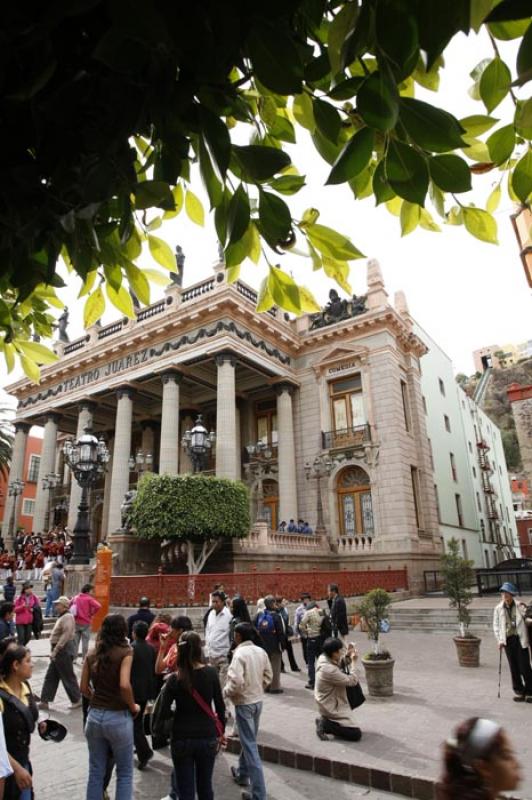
[[237, 522, 330, 554]]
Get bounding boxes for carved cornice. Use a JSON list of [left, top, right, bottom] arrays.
[[214, 350, 237, 368], [116, 386, 136, 401], [161, 371, 183, 386], [274, 381, 297, 397]]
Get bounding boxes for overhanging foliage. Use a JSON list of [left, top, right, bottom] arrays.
[[1, 1, 531, 381]]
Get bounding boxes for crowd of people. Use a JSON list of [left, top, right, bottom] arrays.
[[0, 528, 73, 584], [277, 519, 313, 534], [0, 578, 526, 800]]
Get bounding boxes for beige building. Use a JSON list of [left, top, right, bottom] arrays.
[[4, 258, 443, 590]]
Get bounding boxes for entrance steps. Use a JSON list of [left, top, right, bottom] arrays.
[[388, 605, 494, 632]]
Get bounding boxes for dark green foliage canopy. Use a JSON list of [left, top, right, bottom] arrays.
[[356, 587, 391, 648], [131, 473, 250, 542], [1, 1, 531, 381]]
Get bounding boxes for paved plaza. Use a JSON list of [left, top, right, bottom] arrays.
[[26, 622, 532, 800]]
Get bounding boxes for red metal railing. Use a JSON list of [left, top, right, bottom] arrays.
[[110, 568, 408, 607]]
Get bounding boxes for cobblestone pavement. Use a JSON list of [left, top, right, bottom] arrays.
[[27, 626, 532, 799]]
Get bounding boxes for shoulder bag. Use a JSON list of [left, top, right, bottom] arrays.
[[191, 688, 224, 738], [342, 665, 365, 709]]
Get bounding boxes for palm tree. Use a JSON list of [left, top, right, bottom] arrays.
[[0, 407, 14, 478]]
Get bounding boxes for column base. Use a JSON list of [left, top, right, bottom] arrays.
[[107, 531, 161, 575], [65, 564, 94, 596]]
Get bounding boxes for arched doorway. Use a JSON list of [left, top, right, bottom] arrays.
[[336, 466, 374, 538], [262, 479, 279, 531]]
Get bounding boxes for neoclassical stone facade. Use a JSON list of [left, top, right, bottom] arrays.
[[4, 259, 443, 589]]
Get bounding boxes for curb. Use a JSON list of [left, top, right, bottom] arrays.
[[224, 738, 521, 800]]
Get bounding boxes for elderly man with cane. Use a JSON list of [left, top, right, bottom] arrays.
[[493, 582, 532, 702]]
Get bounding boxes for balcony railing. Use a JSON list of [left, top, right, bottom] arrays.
[[322, 424, 371, 450]]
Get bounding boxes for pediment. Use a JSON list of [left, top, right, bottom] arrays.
[[313, 344, 369, 375]]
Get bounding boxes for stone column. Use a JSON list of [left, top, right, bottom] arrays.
[[276, 383, 298, 524], [180, 413, 194, 474], [2, 422, 30, 545], [107, 388, 134, 533], [159, 373, 181, 474], [67, 402, 96, 531], [33, 413, 61, 533], [235, 405, 242, 479], [101, 436, 114, 540], [215, 352, 237, 480]]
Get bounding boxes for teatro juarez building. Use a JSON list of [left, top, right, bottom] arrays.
[[3, 256, 442, 589]]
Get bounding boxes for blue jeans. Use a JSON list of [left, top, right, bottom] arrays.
[[85, 708, 134, 800], [235, 703, 266, 800], [45, 586, 60, 617], [171, 738, 217, 800]]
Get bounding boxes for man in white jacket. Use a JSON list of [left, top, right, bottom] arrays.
[[224, 623, 273, 800], [493, 582, 532, 702]]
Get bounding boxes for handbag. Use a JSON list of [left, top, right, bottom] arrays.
[[346, 681, 365, 709], [191, 688, 224, 738], [150, 687, 173, 740]]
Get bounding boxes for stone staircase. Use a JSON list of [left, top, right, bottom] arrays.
[[388, 605, 494, 633]]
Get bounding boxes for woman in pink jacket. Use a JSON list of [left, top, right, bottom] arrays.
[[14, 581, 40, 645]]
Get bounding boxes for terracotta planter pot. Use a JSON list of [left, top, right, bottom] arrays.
[[352, 613, 361, 628], [362, 657, 395, 697], [453, 636, 481, 668]]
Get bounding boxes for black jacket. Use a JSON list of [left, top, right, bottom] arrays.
[[127, 608, 156, 639], [131, 639, 157, 703], [253, 609, 285, 655], [330, 595, 349, 636]]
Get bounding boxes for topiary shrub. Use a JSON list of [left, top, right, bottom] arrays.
[[131, 473, 250, 574]]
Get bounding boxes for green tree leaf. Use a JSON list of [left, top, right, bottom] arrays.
[[198, 105, 231, 178], [357, 71, 399, 131], [185, 190, 205, 226], [385, 140, 429, 206], [488, 18, 530, 41], [134, 180, 175, 211], [125, 261, 150, 306], [16, 340, 59, 365], [307, 224, 365, 260], [84, 286, 105, 328], [103, 263, 122, 293], [143, 268, 172, 287], [106, 283, 136, 318], [20, 354, 40, 384], [479, 58, 511, 113], [247, 24, 303, 95], [313, 99, 342, 144], [78, 270, 98, 298], [373, 160, 396, 204], [459, 115, 499, 136], [268, 266, 301, 314], [268, 175, 306, 195], [326, 127, 374, 185], [515, 99, 532, 139], [227, 185, 250, 245], [233, 145, 291, 181], [292, 93, 315, 132], [148, 235, 176, 271], [463, 207, 498, 244], [486, 124, 516, 164], [486, 184, 501, 213], [328, 2, 359, 74], [419, 208, 441, 232], [428, 154, 472, 192], [3, 342, 15, 373], [256, 276, 275, 312], [512, 149, 532, 203], [198, 136, 223, 209], [163, 184, 184, 220], [400, 201, 420, 236], [399, 98, 466, 152], [322, 257, 352, 293], [258, 190, 292, 249], [516, 20, 532, 83], [298, 285, 321, 313], [375, 0, 419, 78]]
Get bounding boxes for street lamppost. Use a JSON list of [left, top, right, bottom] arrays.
[[245, 441, 275, 524], [128, 449, 153, 478], [181, 415, 216, 473], [42, 472, 61, 531], [63, 429, 110, 565], [8, 479, 25, 540], [304, 455, 334, 538]]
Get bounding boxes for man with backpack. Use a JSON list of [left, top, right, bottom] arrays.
[[253, 595, 285, 694], [299, 601, 332, 690]]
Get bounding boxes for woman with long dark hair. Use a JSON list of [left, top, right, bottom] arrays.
[[0, 639, 38, 800], [156, 631, 226, 800], [80, 614, 139, 800], [229, 596, 251, 645], [438, 717, 521, 800]]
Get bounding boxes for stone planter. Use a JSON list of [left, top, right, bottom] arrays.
[[362, 657, 395, 697], [453, 636, 481, 667]]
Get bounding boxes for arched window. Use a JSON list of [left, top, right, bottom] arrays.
[[336, 466, 374, 537]]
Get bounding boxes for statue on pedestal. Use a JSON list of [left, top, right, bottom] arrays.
[[310, 289, 367, 330], [169, 245, 185, 287], [57, 307, 70, 342], [120, 489, 137, 531]]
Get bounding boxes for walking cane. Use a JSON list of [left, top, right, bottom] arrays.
[[498, 647, 502, 699]]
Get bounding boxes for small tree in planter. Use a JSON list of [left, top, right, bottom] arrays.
[[356, 588, 394, 697], [131, 473, 250, 574], [440, 537, 481, 667]]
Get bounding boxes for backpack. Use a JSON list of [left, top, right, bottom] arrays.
[[319, 612, 333, 640], [257, 611, 276, 635]]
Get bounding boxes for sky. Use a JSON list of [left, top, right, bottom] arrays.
[[1, 26, 531, 419]]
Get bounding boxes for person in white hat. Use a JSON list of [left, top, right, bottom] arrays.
[[39, 596, 82, 710], [493, 582, 532, 702]]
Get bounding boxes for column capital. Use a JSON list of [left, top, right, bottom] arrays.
[[14, 421, 31, 435], [215, 350, 237, 368], [45, 412, 62, 425], [274, 381, 298, 397], [78, 399, 97, 414], [116, 386, 136, 401], [161, 371, 183, 386]]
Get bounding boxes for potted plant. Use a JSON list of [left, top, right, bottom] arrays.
[[356, 588, 394, 697], [441, 537, 481, 667]]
